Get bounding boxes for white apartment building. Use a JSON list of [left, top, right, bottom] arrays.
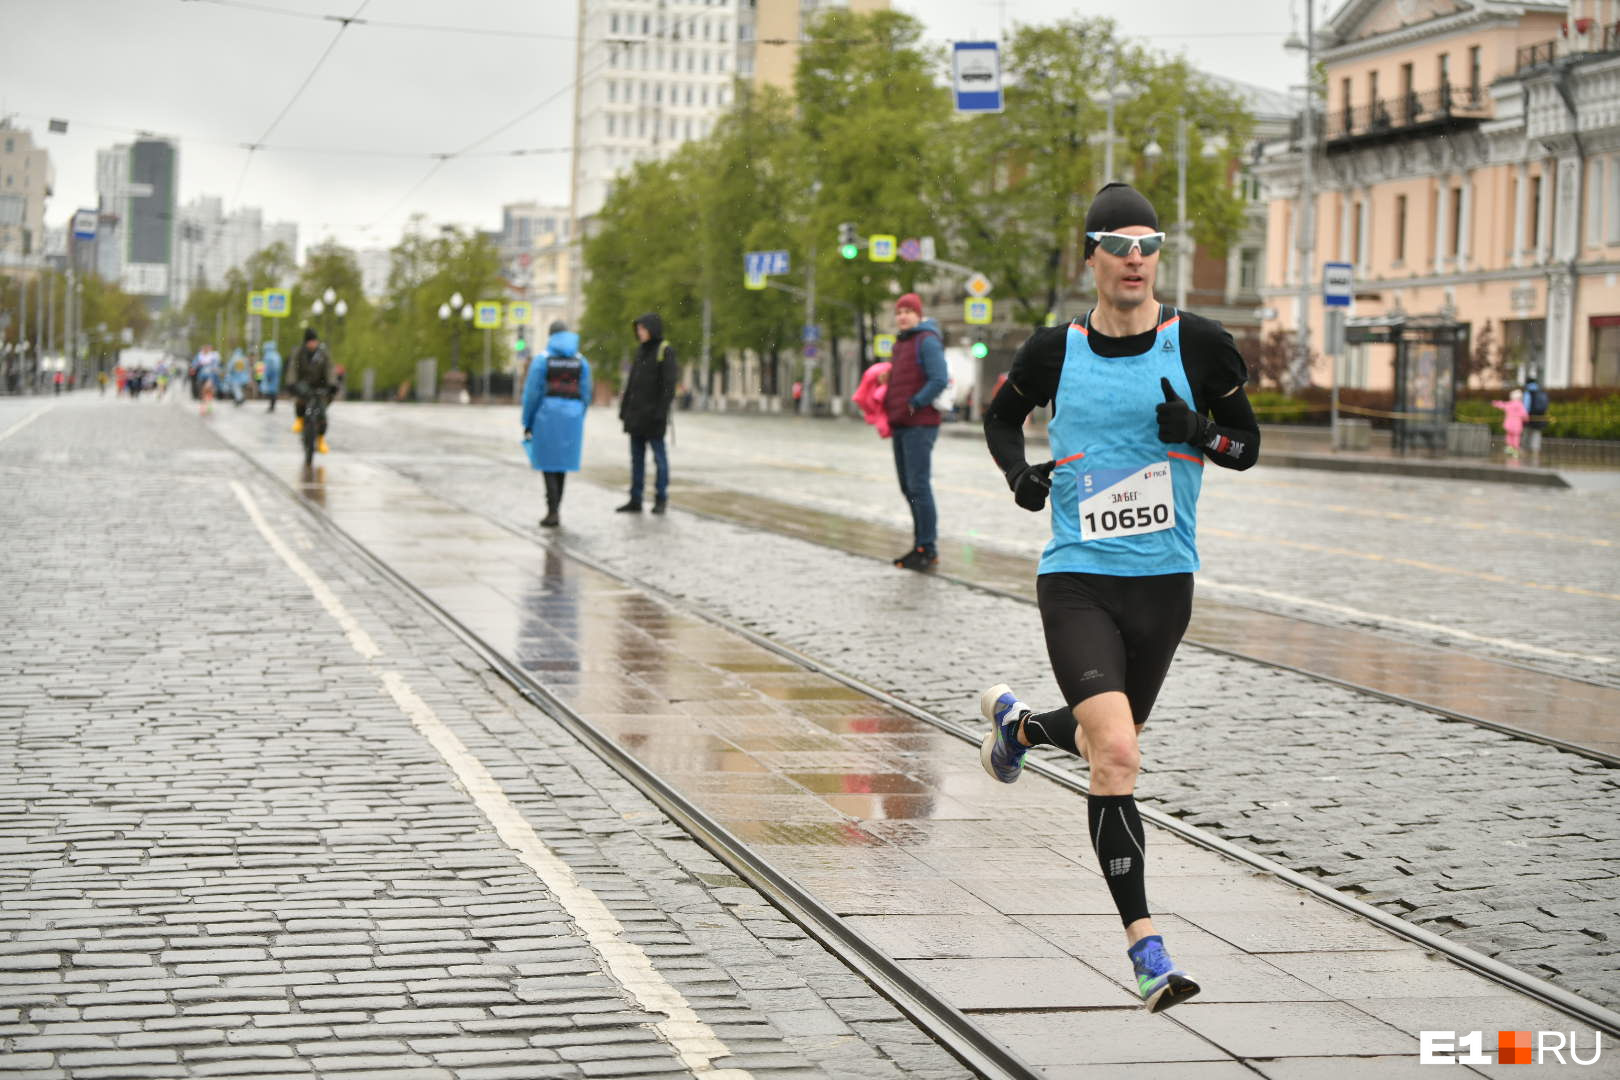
[[570, 0, 741, 224], [0, 119, 54, 268], [172, 195, 300, 306]]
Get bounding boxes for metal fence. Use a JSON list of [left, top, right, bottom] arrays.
[[1323, 85, 1487, 143]]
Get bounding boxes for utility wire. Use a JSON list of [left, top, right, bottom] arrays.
[[233, 0, 371, 203], [177, 0, 577, 41]]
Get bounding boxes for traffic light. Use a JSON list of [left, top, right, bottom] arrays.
[[838, 222, 858, 260], [970, 341, 989, 359], [513, 337, 528, 353]]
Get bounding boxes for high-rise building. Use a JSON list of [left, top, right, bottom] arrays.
[[570, 2, 742, 224], [95, 136, 179, 311], [172, 195, 299, 306], [738, 0, 889, 93], [0, 119, 54, 267]]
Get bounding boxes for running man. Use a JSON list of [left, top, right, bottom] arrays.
[[978, 182, 1261, 1013]]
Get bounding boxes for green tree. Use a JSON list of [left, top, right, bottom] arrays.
[[375, 223, 503, 393]]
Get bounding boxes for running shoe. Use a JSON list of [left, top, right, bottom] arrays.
[[1128, 935, 1199, 1013], [978, 683, 1030, 784], [895, 546, 938, 571]]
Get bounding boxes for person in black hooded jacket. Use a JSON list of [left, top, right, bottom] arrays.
[[617, 313, 677, 513]]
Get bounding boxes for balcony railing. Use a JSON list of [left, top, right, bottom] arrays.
[[1321, 84, 1488, 145], [1517, 39, 1558, 72]]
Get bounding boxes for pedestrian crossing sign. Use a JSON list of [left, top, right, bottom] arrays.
[[874, 333, 895, 358], [475, 302, 502, 329], [744, 271, 767, 290], [263, 290, 290, 318], [965, 298, 993, 325], [506, 301, 532, 328], [868, 235, 898, 262], [247, 291, 266, 316]]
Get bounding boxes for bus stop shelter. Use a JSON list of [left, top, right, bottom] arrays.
[[1346, 315, 1468, 452]]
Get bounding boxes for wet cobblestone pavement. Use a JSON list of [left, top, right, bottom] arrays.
[[308, 402, 1620, 1015], [0, 398, 970, 1079]]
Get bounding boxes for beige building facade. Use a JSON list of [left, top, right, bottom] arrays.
[[1259, 0, 1620, 389], [0, 120, 54, 268], [738, 0, 890, 93]]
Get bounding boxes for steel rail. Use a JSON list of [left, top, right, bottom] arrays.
[[226, 449, 1047, 1080], [360, 461, 1620, 1043]]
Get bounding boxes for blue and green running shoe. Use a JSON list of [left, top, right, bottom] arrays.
[[978, 683, 1029, 784], [1128, 935, 1200, 1013]]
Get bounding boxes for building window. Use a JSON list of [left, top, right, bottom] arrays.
[[1530, 175, 1542, 249], [1438, 52, 1450, 92], [610, 13, 618, 33], [1589, 159, 1605, 248], [1609, 155, 1620, 245], [1450, 185, 1462, 256], [1469, 46, 1482, 95], [1238, 247, 1259, 293]]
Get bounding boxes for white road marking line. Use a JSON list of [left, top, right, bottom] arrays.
[[230, 479, 750, 1079], [1199, 577, 1614, 666], [231, 481, 381, 660], [0, 404, 56, 444]]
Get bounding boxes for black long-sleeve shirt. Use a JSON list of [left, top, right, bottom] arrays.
[[984, 306, 1261, 481]]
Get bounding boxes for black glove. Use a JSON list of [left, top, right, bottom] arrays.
[[523, 429, 532, 440], [1009, 460, 1055, 512], [1157, 377, 1213, 446]]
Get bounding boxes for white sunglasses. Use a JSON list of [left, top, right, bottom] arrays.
[[1087, 231, 1167, 257]]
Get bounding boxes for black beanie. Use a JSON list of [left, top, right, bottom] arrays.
[[303, 327, 319, 342], [1084, 182, 1159, 257]]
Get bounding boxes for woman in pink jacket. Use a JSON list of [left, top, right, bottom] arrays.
[[852, 360, 893, 438], [1492, 388, 1528, 457]]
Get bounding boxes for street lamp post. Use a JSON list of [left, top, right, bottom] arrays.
[[437, 292, 471, 373], [1142, 107, 1189, 310], [1286, 4, 1318, 392]]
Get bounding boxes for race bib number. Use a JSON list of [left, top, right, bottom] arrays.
[[1078, 461, 1175, 541]]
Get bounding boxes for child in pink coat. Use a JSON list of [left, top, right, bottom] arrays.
[[1492, 388, 1528, 457], [852, 361, 893, 439]]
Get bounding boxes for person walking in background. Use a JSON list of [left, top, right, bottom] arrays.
[[978, 181, 1262, 1014], [1522, 376, 1549, 460], [616, 313, 676, 515], [260, 339, 283, 412], [522, 320, 592, 529], [1493, 388, 1529, 459], [852, 359, 893, 439], [226, 347, 251, 406], [885, 293, 948, 570]]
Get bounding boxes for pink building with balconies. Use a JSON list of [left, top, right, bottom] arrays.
[[1259, 0, 1620, 389]]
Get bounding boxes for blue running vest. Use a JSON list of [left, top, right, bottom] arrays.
[[1039, 311, 1205, 577]]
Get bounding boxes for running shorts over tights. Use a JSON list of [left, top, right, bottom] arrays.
[[1036, 571, 1194, 726]]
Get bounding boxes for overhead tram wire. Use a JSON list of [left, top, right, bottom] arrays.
[[230, 0, 372, 203], [361, 52, 614, 235], [177, 0, 578, 41]]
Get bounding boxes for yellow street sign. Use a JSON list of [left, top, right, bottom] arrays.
[[874, 333, 895, 358], [475, 301, 502, 329], [964, 298, 993, 325], [247, 290, 266, 315], [868, 234, 898, 262], [965, 272, 992, 297], [506, 301, 532, 328], [744, 270, 767, 290], [263, 289, 290, 318]]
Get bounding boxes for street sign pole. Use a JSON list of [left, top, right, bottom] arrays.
[[803, 239, 816, 417], [1322, 262, 1354, 451]]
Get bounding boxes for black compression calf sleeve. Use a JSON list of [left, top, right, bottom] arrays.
[[1088, 794, 1150, 927], [1021, 707, 1079, 757]]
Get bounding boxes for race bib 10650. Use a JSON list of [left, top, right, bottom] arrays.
[[1078, 461, 1176, 541]]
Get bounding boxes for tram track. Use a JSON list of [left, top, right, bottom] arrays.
[[226, 433, 1620, 1047], [223, 445, 1047, 1080]]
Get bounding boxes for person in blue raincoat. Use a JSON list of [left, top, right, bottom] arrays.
[[522, 320, 592, 528], [225, 347, 252, 406], [260, 340, 283, 412]]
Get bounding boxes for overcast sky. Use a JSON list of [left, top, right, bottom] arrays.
[[3, 0, 1321, 255]]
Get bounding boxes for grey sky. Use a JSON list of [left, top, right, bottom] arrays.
[[3, 0, 1320, 256]]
